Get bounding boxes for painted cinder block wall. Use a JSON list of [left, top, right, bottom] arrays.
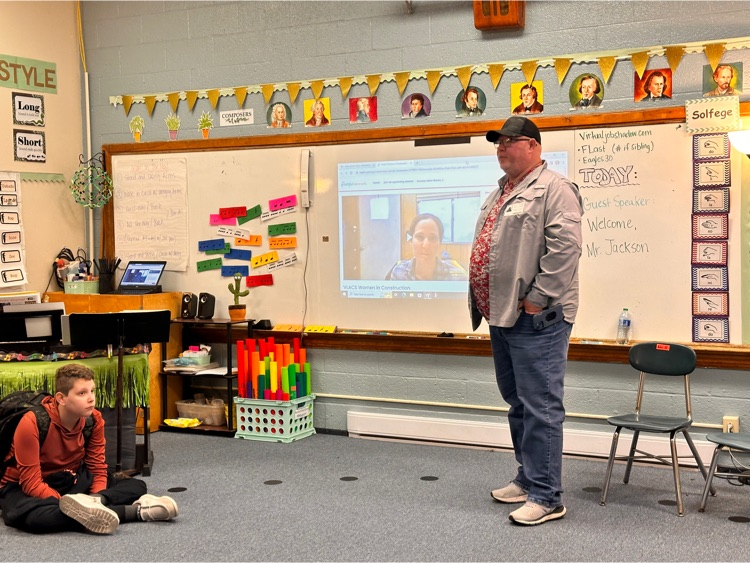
[[80, 1, 750, 440]]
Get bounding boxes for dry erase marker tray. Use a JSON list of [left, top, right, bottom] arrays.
[[234, 394, 315, 443]]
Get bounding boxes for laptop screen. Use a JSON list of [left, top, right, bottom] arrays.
[[119, 261, 167, 288]]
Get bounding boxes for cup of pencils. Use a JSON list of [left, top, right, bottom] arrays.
[[94, 257, 120, 294]]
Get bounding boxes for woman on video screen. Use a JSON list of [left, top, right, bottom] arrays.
[[385, 213, 468, 281]]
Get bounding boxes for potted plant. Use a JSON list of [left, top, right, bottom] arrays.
[[227, 272, 249, 320], [198, 111, 214, 139], [165, 112, 181, 140], [129, 115, 145, 142]]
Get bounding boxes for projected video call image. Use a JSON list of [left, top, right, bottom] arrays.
[[337, 154, 569, 300], [337, 156, 498, 299]]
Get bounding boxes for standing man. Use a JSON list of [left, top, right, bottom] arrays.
[[469, 116, 583, 526]]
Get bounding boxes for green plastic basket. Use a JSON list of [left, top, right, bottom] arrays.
[[234, 394, 315, 443]]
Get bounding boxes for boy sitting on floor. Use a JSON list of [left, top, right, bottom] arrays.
[[0, 363, 178, 534]]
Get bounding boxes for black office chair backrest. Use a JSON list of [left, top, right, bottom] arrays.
[[629, 342, 697, 376]]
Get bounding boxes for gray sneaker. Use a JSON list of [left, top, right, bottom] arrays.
[[509, 501, 566, 525], [59, 494, 120, 534], [490, 482, 528, 504], [134, 494, 179, 521]]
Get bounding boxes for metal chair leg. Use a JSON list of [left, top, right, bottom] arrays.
[[682, 430, 715, 496], [669, 432, 684, 516], [699, 446, 721, 512], [623, 430, 640, 484], [600, 427, 621, 506]]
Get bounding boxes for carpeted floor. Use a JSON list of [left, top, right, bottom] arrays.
[[2, 431, 748, 562]]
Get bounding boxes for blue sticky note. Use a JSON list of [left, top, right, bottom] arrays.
[[225, 248, 252, 261], [198, 239, 227, 251], [221, 265, 249, 277]]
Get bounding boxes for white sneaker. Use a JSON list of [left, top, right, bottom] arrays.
[[490, 482, 528, 504], [134, 494, 179, 521], [509, 501, 566, 525], [59, 494, 119, 534]]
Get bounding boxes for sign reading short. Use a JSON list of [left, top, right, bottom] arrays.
[[13, 129, 46, 162]]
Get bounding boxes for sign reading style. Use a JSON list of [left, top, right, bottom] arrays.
[[0, 55, 56, 94]]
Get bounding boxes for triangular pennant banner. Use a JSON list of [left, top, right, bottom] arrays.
[[598, 56, 617, 83], [704, 42, 726, 71], [521, 61, 538, 85], [207, 89, 221, 109], [366, 74, 381, 96], [234, 87, 247, 108], [394, 72, 411, 95], [456, 66, 473, 91], [144, 95, 157, 116], [338, 77, 353, 98], [185, 91, 199, 111], [287, 83, 301, 104], [630, 51, 650, 79], [121, 95, 133, 116], [488, 64, 505, 89], [261, 84, 274, 104], [167, 92, 180, 113], [553, 58, 572, 84], [310, 80, 325, 100], [426, 71, 442, 94], [665, 46, 685, 73]]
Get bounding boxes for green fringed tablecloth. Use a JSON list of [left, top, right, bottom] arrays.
[[0, 355, 150, 408]]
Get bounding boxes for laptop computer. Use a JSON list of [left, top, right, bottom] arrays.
[[114, 261, 167, 294]]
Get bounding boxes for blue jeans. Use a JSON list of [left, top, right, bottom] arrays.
[[489, 312, 572, 508]]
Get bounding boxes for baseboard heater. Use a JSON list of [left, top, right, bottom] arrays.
[[347, 411, 714, 466]]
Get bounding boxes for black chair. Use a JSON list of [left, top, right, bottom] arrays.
[[699, 432, 750, 512], [599, 342, 712, 516]]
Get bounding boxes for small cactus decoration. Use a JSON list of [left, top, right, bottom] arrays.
[[228, 272, 249, 306]]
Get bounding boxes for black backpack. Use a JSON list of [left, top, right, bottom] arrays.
[[0, 390, 94, 480]]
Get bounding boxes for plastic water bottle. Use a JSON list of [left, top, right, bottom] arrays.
[[616, 308, 632, 345]]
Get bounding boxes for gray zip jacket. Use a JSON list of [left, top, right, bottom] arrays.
[[469, 162, 583, 330]]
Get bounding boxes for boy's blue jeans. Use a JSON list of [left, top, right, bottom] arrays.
[[489, 312, 572, 508]]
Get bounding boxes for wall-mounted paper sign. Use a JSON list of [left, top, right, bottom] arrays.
[[219, 109, 254, 127], [685, 96, 740, 134], [12, 92, 44, 126], [13, 129, 45, 162]]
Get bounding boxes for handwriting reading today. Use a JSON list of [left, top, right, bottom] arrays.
[[576, 127, 661, 259]]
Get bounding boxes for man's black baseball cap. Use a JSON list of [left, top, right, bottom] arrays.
[[486, 116, 541, 144]]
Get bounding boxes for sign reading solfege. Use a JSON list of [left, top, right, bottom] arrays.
[[685, 96, 741, 134]]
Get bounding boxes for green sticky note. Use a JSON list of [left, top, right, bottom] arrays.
[[268, 222, 296, 236], [205, 242, 230, 255], [197, 258, 223, 272]]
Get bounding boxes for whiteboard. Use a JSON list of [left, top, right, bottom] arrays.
[[109, 122, 744, 343]]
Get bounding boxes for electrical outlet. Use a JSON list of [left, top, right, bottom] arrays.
[[722, 415, 740, 433]]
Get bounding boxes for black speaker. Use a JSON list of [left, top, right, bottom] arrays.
[[181, 292, 197, 318], [197, 292, 215, 319]]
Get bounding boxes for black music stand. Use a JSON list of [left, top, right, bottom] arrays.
[[68, 310, 171, 473]]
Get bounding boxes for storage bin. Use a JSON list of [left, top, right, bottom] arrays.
[[64, 280, 99, 294], [175, 399, 227, 426], [234, 394, 315, 443]]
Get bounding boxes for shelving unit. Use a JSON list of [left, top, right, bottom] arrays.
[[159, 318, 251, 436]]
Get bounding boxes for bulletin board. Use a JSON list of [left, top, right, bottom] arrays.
[[103, 110, 747, 343]]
